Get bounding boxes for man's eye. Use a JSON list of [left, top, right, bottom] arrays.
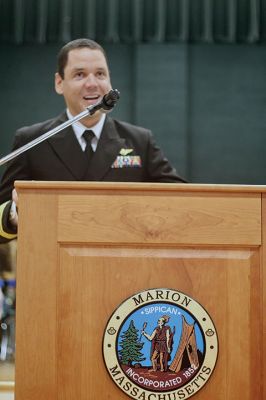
[[75, 72, 84, 78], [97, 71, 105, 78]]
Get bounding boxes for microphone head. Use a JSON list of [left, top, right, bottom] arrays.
[[101, 89, 120, 112], [85, 89, 120, 115]]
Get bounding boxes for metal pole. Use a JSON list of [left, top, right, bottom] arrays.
[[0, 89, 120, 167], [0, 107, 94, 167]]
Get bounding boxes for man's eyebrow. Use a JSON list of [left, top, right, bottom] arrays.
[[72, 67, 85, 72], [96, 67, 107, 72], [71, 67, 107, 72]]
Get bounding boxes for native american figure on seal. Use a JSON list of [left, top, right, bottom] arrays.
[[142, 315, 174, 372]]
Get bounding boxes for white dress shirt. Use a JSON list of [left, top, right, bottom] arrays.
[[66, 109, 106, 152]]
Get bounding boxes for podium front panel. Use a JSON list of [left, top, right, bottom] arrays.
[[14, 182, 264, 400]]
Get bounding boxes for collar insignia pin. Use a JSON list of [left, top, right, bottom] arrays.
[[120, 148, 133, 156]]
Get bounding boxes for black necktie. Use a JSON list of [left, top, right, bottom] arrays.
[[82, 130, 95, 162]]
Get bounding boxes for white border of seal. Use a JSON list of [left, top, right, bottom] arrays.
[[103, 288, 218, 400]]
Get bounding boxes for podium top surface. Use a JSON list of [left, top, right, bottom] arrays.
[[14, 180, 266, 194]]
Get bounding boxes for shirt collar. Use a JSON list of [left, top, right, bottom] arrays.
[[66, 109, 106, 141]]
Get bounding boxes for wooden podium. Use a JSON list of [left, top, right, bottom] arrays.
[[14, 182, 265, 400]]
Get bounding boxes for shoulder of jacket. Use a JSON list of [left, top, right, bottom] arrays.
[[111, 117, 152, 136], [15, 112, 66, 140]]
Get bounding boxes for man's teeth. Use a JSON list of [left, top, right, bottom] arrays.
[[84, 96, 99, 100]]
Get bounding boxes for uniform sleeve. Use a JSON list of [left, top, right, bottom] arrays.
[[0, 132, 29, 242], [0, 201, 17, 243]]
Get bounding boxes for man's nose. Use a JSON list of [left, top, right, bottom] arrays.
[[85, 73, 97, 86]]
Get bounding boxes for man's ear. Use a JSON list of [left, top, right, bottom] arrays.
[[55, 72, 63, 95]]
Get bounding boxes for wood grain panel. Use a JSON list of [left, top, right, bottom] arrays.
[[15, 192, 58, 400], [58, 192, 261, 245], [14, 183, 264, 400], [57, 246, 260, 400]]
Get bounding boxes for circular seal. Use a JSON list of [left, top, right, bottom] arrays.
[[103, 288, 218, 400]]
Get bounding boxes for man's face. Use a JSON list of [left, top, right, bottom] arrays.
[[55, 48, 112, 127]]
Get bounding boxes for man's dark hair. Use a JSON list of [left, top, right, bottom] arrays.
[[57, 38, 108, 78]]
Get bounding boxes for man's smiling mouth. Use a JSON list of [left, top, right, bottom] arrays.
[[83, 95, 100, 101]]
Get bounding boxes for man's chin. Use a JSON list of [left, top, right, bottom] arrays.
[[81, 104, 100, 115], [87, 109, 101, 118], [82, 110, 102, 127]]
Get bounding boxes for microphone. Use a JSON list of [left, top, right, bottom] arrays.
[[87, 89, 120, 115]]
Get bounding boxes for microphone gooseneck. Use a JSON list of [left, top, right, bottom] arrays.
[[102, 89, 120, 110], [0, 89, 121, 166], [87, 89, 120, 114]]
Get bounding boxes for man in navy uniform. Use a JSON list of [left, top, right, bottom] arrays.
[[0, 38, 185, 242]]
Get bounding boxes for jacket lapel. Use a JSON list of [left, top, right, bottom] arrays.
[[47, 112, 87, 180], [46, 113, 125, 181], [84, 117, 126, 181]]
